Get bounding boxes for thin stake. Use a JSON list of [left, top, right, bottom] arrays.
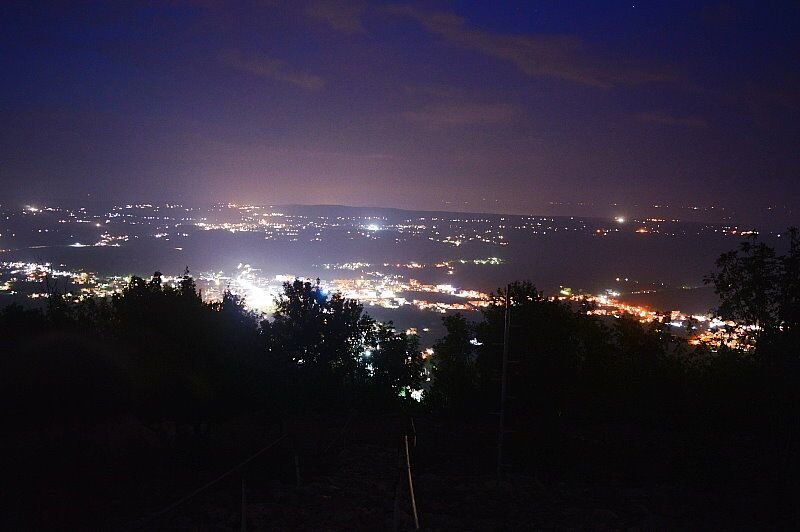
[[404, 434, 420, 529]]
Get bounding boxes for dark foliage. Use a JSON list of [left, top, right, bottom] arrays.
[[2, 273, 424, 435], [2, 234, 799, 526], [706, 227, 800, 345], [426, 313, 479, 411], [260, 278, 422, 409], [423, 268, 799, 524]]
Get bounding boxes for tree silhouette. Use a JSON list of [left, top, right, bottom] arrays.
[[706, 237, 781, 334], [778, 227, 800, 332], [426, 313, 478, 410], [706, 227, 800, 358], [364, 322, 423, 403], [262, 279, 374, 400], [475, 281, 583, 419]]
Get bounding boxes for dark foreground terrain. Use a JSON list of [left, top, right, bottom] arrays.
[[4, 407, 797, 530]]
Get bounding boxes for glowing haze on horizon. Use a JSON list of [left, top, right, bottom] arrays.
[[0, 1, 798, 227]]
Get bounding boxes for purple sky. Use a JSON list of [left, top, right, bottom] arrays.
[[1, 1, 798, 226]]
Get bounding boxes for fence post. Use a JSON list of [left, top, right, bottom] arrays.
[[404, 434, 420, 529]]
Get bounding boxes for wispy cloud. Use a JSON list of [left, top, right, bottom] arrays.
[[306, 0, 365, 33], [636, 111, 708, 128], [404, 102, 518, 129], [387, 5, 679, 89], [403, 83, 470, 99], [219, 49, 325, 90]]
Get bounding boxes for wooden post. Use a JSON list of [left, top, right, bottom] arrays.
[[404, 435, 420, 529]]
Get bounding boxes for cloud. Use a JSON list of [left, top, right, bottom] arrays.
[[219, 49, 325, 90], [386, 5, 679, 89], [403, 83, 470, 99], [733, 79, 800, 130], [636, 111, 708, 128], [404, 102, 518, 129], [306, 0, 365, 33]]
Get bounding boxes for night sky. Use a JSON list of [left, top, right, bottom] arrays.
[[1, 1, 798, 225]]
